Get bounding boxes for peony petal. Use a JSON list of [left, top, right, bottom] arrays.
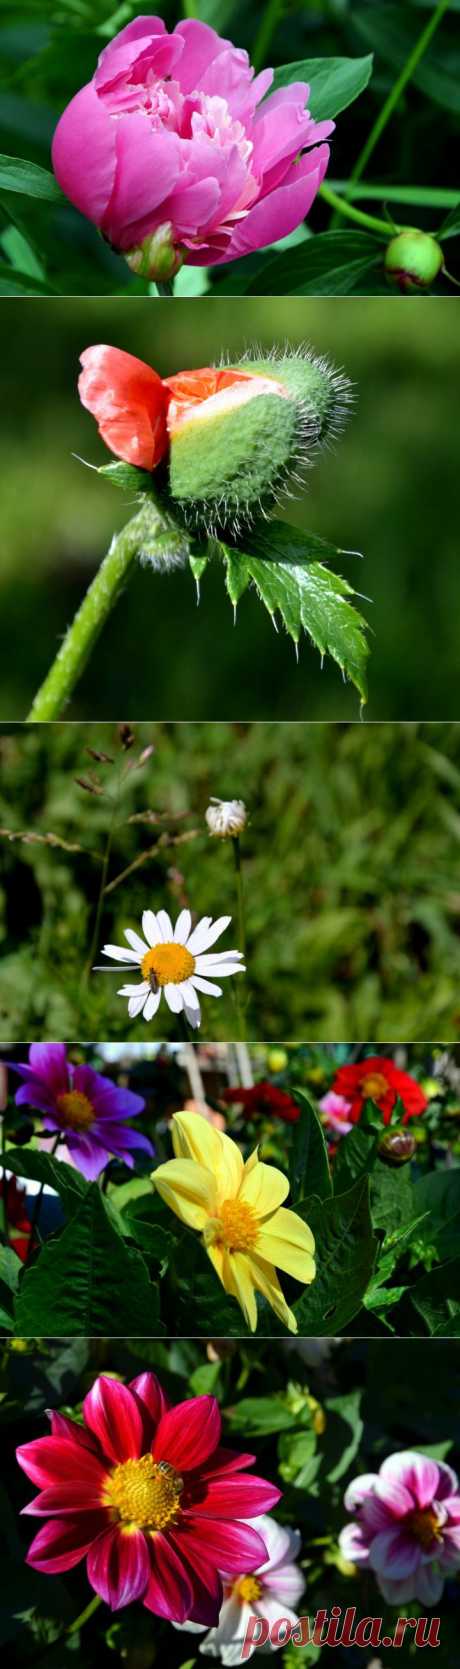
[[104, 119, 181, 249], [224, 150, 329, 262], [87, 1523, 151, 1608], [83, 1375, 144, 1465], [154, 1394, 221, 1471], [52, 80, 116, 224]]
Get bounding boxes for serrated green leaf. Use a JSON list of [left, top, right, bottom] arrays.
[[220, 523, 369, 702], [411, 1257, 460, 1336], [226, 1396, 296, 1435], [5, 1146, 87, 1219], [292, 1178, 376, 1334], [333, 1128, 379, 1193], [289, 1089, 332, 1204], [248, 232, 382, 297], [15, 1186, 161, 1335], [270, 55, 374, 120], [0, 155, 63, 202]]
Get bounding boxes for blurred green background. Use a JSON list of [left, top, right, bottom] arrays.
[[2, 719, 460, 1043], [1, 296, 459, 719]]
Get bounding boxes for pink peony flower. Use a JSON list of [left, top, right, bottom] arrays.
[[17, 1372, 281, 1623], [177, 1513, 305, 1662], [52, 16, 333, 277], [339, 1450, 460, 1606], [318, 1091, 354, 1136]]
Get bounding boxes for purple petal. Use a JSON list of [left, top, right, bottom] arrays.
[[369, 1528, 421, 1580]]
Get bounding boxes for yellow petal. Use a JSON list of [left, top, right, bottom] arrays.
[[256, 1206, 316, 1283], [153, 1158, 215, 1229], [221, 1249, 258, 1333], [239, 1159, 289, 1220], [172, 1111, 243, 1201], [249, 1253, 298, 1334]]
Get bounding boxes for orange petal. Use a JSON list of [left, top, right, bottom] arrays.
[[164, 365, 264, 436], [79, 344, 169, 471]]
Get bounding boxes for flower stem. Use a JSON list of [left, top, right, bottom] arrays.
[[25, 1132, 61, 1264], [155, 279, 174, 296], [232, 836, 247, 1042], [346, 0, 453, 193], [319, 183, 396, 239], [66, 1593, 103, 1637], [27, 499, 178, 721], [253, 0, 285, 71]]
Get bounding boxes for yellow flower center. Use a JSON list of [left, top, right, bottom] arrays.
[[56, 1090, 96, 1131], [205, 1197, 259, 1254], [235, 1575, 263, 1603], [407, 1507, 443, 1550], [141, 942, 195, 988], [103, 1455, 183, 1532], [361, 1072, 389, 1100]]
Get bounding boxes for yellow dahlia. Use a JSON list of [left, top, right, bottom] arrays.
[[153, 1111, 315, 1333]]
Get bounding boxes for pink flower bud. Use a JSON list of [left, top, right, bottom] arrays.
[[52, 17, 334, 272]]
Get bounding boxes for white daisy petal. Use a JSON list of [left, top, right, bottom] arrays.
[[143, 989, 162, 1021], [180, 978, 200, 1010], [174, 909, 192, 943], [186, 914, 231, 955], [124, 929, 148, 957], [195, 958, 245, 978], [191, 975, 223, 997], [128, 992, 149, 1019], [164, 982, 185, 1013], [117, 983, 149, 996], [102, 943, 138, 963], [195, 951, 243, 971], [93, 964, 139, 972], [156, 909, 173, 940], [184, 1001, 201, 1029], [142, 910, 162, 946]]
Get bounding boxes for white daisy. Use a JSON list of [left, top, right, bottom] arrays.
[[94, 908, 245, 1028]]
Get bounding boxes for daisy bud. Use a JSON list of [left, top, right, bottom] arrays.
[[385, 228, 443, 293], [166, 351, 351, 529], [205, 797, 247, 838], [378, 1129, 417, 1166]]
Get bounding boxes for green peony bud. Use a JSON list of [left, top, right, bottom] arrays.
[[168, 350, 352, 533], [125, 222, 184, 282], [385, 228, 443, 293]]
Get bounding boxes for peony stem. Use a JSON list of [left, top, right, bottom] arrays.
[[346, 0, 453, 193], [253, 0, 285, 71], [27, 500, 174, 721], [319, 184, 396, 239], [156, 279, 174, 296]]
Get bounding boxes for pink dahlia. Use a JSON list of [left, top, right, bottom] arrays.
[[52, 17, 333, 277], [7, 1043, 153, 1180], [339, 1450, 460, 1606], [17, 1373, 281, 1623], [318, 1090, 354, 1137]]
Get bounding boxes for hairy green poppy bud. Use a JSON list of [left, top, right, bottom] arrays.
[[167, 349, 351, 533], [378, 1129, 417, 1166], [385, 229, 443, 293]]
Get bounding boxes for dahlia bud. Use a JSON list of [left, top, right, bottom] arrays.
[[125, 223, 184, 283], [385, 229, 443, 293], [205, 797, 247, 838], [167, 351, 351, 529], [378, 1129, 417, 1166]]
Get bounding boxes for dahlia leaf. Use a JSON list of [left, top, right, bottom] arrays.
[[324, 1388, 364, 1483], [290, 1177, 376, 1334], [271, 55, 374, 120], [333, 1128, 379, 1193], [15, 1186, 160, 1335], [219, 524, 369, 702], [0, 154, 63, 201], [411, 1258, 460, 1336], [289, 1089, 332, 1205]]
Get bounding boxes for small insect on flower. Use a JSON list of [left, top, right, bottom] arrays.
[[94, 907, 245, 1028], [153, 1111, 316, 1333], [206, 798, 247, 838]]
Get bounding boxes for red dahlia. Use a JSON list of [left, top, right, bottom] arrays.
[[223, 1082, 300, 1124], [17, 1372, 280, 1623], [331, 1057, 428, 1126]]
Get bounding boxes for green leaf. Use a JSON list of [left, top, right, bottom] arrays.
[[412, 1170, 460, 1261], [0, 260, 53, 296], [289, 1089, 332, 1204], [439, 203, 460, 240], [292, 1178, 376, 1334], [411, 1257, 460, 1336], [371, 1160, 416, 1236], [324, 1388, 364, 1482], [270, 55, 374, 120], [5, 1146, 87, 1219], [15, 1186, 160, 1335], [248, 232, 382, 297], [0, 155, 63, 202], [0, 1245, 21, 1331], [97, 460, 155, 495], [226, 1396, 297, 1435], [220, 523, 369, 703], [333, 1128, 379, 1193], [353, 6, 460, 114]]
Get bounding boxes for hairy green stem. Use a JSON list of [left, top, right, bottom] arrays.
[[320, 183, 397, 239], [253, 0, 285, 71], [347, 0, 453, 192], [27, 499, 180, 721]]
